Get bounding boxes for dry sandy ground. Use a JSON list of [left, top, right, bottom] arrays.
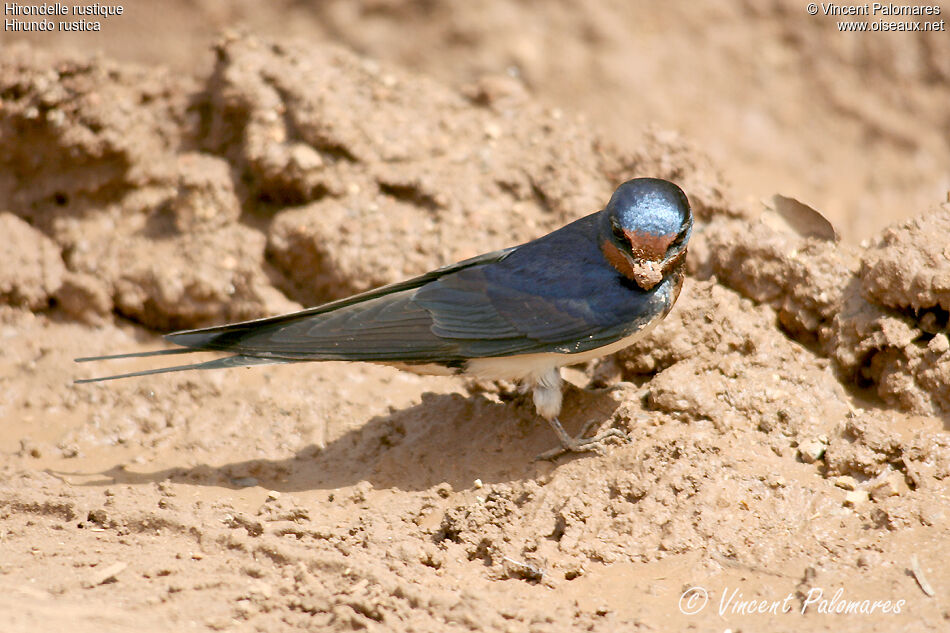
[[2, 4, 950, 633]]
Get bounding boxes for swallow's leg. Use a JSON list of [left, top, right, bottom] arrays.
[[531, 368, 626, 460], [535, 417, 626, 460]]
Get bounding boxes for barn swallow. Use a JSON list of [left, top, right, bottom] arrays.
[[77, 178, 692, 458]]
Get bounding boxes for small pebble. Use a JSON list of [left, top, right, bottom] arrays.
[[798, 438, 827, 464], [833, 475, 857, 491], [927, 333, 948, 355], [87, 562, 127, 587], [870, 473, 903, 500], [844, 490, 869, 507]]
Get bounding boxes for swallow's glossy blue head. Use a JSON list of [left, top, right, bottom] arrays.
[[599, 178, 692, 290]]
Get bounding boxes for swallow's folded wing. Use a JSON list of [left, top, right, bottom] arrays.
[[158, 235, 666, 363], [414, 260, 663, 357]]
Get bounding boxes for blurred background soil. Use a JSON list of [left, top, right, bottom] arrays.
[[2, 2, 949, 632], [9, 0, 950, 243]]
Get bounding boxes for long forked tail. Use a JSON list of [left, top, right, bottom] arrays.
[[74, 349, 293, 384], [75, 347, 201, 363]]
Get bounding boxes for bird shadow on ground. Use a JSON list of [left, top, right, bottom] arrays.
[[61, 384, 624, 493]]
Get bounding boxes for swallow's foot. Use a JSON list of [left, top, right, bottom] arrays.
[[536, 417, 626, 461]]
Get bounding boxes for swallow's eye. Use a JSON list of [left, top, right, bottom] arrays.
[[611, 222, 627, 243], [667, 230, 685, 252], [660, 225, 690, 262], [667, 222, 690, 252]]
